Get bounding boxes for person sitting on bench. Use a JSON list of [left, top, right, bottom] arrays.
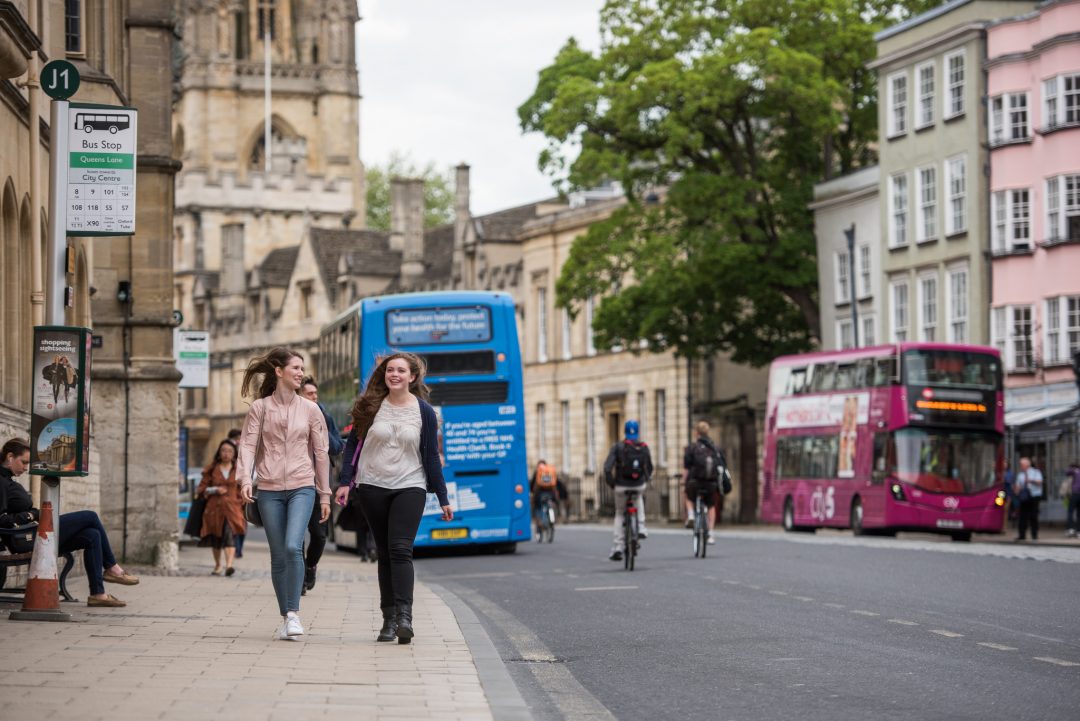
[[1, 438, 139, 607]]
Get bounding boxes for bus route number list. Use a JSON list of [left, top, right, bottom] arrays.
[[66, 107, 137, 235], [444, 419, 516, 463]]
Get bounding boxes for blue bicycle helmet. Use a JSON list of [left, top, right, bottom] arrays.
[[624, 419, 639, 440]]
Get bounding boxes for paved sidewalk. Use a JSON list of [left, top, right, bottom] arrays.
[[1, 543, 502, 721]]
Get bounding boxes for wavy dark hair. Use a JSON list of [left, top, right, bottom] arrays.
[[349, 353, 430, 440], [240, 347, 304, 399], [1, 438, 30, 465]]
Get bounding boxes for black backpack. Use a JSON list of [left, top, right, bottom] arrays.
[[689, 439, 721, 482], [618, 442, 650, 484]]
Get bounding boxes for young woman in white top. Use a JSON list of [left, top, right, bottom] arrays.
[[335, 353, 452, 643], [237, 347, 330, 640]]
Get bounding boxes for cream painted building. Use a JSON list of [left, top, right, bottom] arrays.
[[1, 0, 180, 563], [517, 196, 769, 523]]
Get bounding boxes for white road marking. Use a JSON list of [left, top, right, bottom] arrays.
[[574, 585, 639, 592], [722, 580, 740, 586], [887, 619, 919, 626], [769, 590, 789, 596], [793, 596, 815, 602], [747, 584, 762, 590], [824, 603, 845, 609], [929, 630, 964, 638], [977, 642, 1018, 651], [1034, 657, 1080, 667], [850, 610, 880, 617]]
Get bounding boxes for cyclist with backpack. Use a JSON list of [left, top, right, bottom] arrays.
[[530, 459, 560, 532], [603, 420, 653, 561], [683, 421, 731, 545]]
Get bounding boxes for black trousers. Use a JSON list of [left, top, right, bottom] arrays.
[[1017, 497, 1040, 540], [305, 502, 328, 569], [356, 485, 426, 609]]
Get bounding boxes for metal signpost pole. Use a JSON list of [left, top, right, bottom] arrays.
[[845, 224, 859, 348], [42, 97, 70, 542]]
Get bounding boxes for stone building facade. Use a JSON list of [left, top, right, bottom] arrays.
[[871, 0, 1036, 347], [986, 0, 1080, 518], [810, 166, 883, 352], [517, 197, 769, 524], [0, 0, 179, 564]]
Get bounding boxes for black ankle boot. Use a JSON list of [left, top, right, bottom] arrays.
[[395, 603, 414, 644], [377, 607, 397, 642]]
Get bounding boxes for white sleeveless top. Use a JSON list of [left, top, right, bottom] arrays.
[[356, 397, 426, 491]]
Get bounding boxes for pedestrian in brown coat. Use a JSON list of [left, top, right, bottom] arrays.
[[197, 440, 246, 576]]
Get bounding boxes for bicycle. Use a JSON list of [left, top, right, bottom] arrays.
[[534, 493, 556, 543], [693, 489, 710, 558], [622, 490, 641, 571]]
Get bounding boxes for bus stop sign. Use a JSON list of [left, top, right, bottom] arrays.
[[66, 102, 138, 235], [41, 60, 80, 100]]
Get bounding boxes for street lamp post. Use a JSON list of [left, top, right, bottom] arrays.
[[844, 223, 859, 348]]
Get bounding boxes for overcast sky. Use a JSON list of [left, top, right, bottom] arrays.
[[357, 0, 605, 215]]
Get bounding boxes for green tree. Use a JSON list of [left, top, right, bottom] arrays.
[[365, 151, 455, 231], [519, 0, 938, 366]]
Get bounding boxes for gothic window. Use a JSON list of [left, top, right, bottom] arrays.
[[257, 0, 277, 41]]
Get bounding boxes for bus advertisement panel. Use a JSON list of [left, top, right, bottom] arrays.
[[761, 343, 1006, 540], [320, 291, 530, 550]]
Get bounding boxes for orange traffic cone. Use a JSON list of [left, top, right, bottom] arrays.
[[9, 501, 72, 622]]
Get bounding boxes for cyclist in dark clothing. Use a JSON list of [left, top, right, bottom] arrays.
[[603, 420, 653, 561], [683, 421, 729, 545]]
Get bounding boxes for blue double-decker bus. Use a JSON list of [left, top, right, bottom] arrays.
[[318, 291, 531, 550]]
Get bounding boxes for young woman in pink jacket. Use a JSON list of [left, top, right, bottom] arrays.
[[237, 347, 330, 640]]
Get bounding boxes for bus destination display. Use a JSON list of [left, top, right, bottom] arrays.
[[387, 306, 491, 345]]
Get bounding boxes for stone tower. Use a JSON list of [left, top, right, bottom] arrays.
[[172, 0, 364, 458]]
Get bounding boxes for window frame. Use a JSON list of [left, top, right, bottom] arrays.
[[64, 0, 87, 57], [887, 70, 908, 138], [890, 278, 910, 343], [946, 264, 969, 344], [857, 244, 871, 299], [915, 60, 935, 129], [916, 165, 937, 243], [889, 172, 909, 248], [834, 250, 851, 305], [945, 155, 967, 236], [944, 49, 966, 119], [536, 286, 549, 363], [918, 272, 938, 342]]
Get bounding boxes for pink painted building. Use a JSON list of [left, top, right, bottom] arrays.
[[987, 0, 1080, 510]]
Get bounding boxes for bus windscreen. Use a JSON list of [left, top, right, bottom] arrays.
[[387, 307, 491, 345]]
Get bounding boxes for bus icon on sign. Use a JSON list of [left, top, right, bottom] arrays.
[[74, 113, 129, 134]]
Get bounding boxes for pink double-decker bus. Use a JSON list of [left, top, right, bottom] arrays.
[[760, 343, 1007, 541]]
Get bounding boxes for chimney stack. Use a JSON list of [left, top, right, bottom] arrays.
[[400, 178, 425, 282], [453, 163, 470, 283]]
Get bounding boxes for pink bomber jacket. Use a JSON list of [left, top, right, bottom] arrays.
[[237, 395, 331, 503]]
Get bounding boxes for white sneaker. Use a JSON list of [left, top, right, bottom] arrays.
[[275, 621, 292, 641], [285, 612, 304, 637], [707, 532, 716, 545]]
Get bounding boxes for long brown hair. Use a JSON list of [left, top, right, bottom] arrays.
[[240, 347, 303, 399], [349, 352, 430, 440]]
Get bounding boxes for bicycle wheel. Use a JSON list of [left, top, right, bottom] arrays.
[[698, 515, 708, 559], [547, 507, 556, 543], [625, 512, 637, 571]]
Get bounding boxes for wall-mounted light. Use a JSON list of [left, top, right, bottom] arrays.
[[117, 281, 133, 304]]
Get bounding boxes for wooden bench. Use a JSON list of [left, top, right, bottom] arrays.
[[0, 524, 77, 602]]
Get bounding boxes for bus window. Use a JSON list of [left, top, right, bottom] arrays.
[[873, 357, 896, 386], [835, 364, 855, 391], [871, 432, 891, 485], [810, 363, 836, 393], [853, 358, 873, 388], [786, 367, 807, 395]]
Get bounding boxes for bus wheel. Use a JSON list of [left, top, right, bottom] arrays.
[[851, 498, 866, 536], [951, 531, 972, 543], [782, 498, 796, 532]]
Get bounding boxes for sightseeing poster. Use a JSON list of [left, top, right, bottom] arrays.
[[29, 326, 92, 476]]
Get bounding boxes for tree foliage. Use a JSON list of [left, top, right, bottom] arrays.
[[365, 151, 455, 231], [519, 0, 938, 365]]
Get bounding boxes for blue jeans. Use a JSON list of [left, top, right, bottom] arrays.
[[57, 510, 117, 596], [257, 487, 315, 616]]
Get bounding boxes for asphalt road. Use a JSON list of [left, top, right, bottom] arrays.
[[415, 525, 1080, 721]]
